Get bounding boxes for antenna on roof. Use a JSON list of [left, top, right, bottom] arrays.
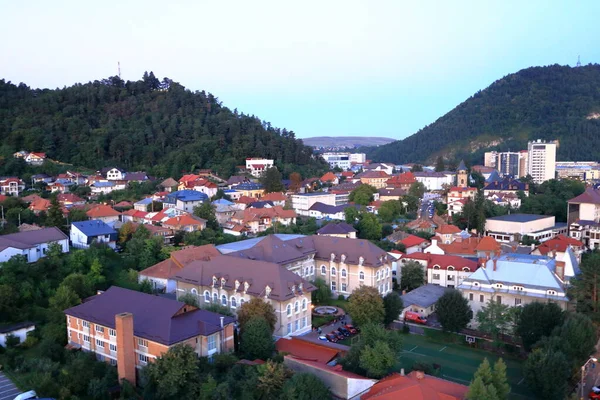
[[118, 61, 121, 78], [576, 55, 582, 68]]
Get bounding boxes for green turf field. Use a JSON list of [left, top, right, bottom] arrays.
[[400, 333, 534, 399]]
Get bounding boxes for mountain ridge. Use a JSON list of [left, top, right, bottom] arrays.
[[302, 136, 396, 148]]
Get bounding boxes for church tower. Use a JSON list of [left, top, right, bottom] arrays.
[[457, 160, 468, 188]]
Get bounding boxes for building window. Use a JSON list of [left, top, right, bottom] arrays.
[[496, 296, 502, 304], [213, 293, 218, 303], [331, 267, 337, 276], [138, 338, 148, 348], [240, 298, 245, 306], [302, 299, 307, 310], [376, 271, 380, 281], [515, 298, 522, 306], [207, 335, 216, 352], [109, 329, 116, 337], [341, 283, 347, 292], [469, 293, 473, 301], [139, 354, 149, 365], [448, 275, 454, 281], [310, 266, 314, 275], [331, 281, 337, 291], [432, 274, 440, 280], [204, 291, 210, 303], [294, 301, 299, 313], [479, 295, 484, 302], [341, 269, 347, 277], [302, 317, 307, 328], [221, 295, 227, 306], [96, 339, 105, 347], [321, 265, 326, 275], [294, 320, 299, 332], [191, 288, 198, 295], [83, 335, 90, 343], [109, 343, 117, 352], [359, 271, 364, 280], [231, 297, 237, 308], [287, 323, 293, 334], [385, 282, 389, 292], [110, 359, 117, 366], [95, 325, 104, 334], [287, 304, 292, 316], [82, 321, 90, 328]]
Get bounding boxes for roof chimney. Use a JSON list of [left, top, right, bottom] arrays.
[[220, 316, 224, 329], [415, 371, 425, 380], [400, 368, 405, 376]]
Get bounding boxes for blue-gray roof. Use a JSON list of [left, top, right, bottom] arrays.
[[401, 284, 449, 308], [216, 234, 306, 254], [212, 199, 234, 206], [309, 202, 345, 214], [134, 197, 154, 205], [72, 220, 117, 236], [92, 181, 114, 187], [233, 182, 264, 190], [487, 213, 551, 223], [457, 160, 467, 171], [294, 192, 334, 197], [165, 190, 208, 203]]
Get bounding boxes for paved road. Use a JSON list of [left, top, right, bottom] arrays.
[[0, 372, 22, 400]]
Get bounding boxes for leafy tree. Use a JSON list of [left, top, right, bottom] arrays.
[[311, 278, 332, 304], [281, 372, 331, 400], [45, 196, 66, 231], [400, 261, 425, 292], [476, 300, 513, 343], [288, 172, 303, 192], [67, 207, 88, 222], [435, 156, 445, 172], [179, 292, 199, 307], [357, 212, 382, 240], [349, 184, 377, 206], [256, 360, 292, 399], [347, 286, 385, 327], [383, 292, 403, 326], [544, 313, 597, 369], [237, 297, 277, 333], [570, 252, 600, 321], [261, 167, 285, 193], [436, 289, 473, 332], [491, 359, 510, 400], [378, 200, 404, 223], [142, 344, 200, 399], [203, 302, 235, 317], [240, 316, 275, 360], [119, 221, 136, 244], [411, 164, 424, 172], [49, 285, 81, 312], [466, 358, 509, 400], [359, 340, 397, 378], [515, 302, 564, 351], [523, 348, 570, 400], [193, 202, 219, 230], [408, 182, 426, 198], [344, 206, 360, 224]]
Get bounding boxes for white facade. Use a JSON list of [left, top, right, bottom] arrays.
[[414, 172, 454, 191], [0, 324, 35, 347], [349, 153, 366, 163], [291, 193, 336, 215], [245, 158, 274, 177], [321, 153, 351, 170], [0, 237, 69, 263], [527, 139, 557, 184], [484, 152, 497, 168], [106, 168, 126, 180], [70, 224, 117, 249]]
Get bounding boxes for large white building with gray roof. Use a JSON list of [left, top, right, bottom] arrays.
[[458, 253, 572, 324]]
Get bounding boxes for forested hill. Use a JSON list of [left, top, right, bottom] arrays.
[[0, 73, 327, 178], [365, 64, 600, 165]]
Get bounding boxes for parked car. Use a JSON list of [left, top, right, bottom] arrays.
[[344, 324, 358, 334], [325, 333, 338, 343], [333, 330, 345, 340], [589, 386, 600, 399], [318, 335, 328, 341], [404, 311, 428, 325], [337, 327, 351, 336]]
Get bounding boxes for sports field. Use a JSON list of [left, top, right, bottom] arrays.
[[400, 333, 534, 399]]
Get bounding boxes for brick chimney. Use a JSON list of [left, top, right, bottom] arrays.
[[115, 312, 136, 386]]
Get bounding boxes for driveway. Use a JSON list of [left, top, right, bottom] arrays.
[[0, 372, 22, 400]]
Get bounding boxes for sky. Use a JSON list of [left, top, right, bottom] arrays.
[[2, 0, 600, 139]]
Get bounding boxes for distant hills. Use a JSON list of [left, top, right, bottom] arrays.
[[364, 64, 600, 165], [303, 136, 396, 149]]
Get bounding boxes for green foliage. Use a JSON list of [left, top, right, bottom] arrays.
[[179, 292, 200, 307], [0, 76, 327, 178], [408, 182, 426, 198], [281, 372, 331, 400], [365, 65, 600, 164], [193, 202, 219, 230], [541, 313, 597, 370], [311, 277, 332, 305], [400, 261, 425, 292], [237, 297, 277, 333], [436, 289, 473, 332], [45, 196, 66, 231], [435, 156, 445, 172], [523, 348, 570, 400], [466, 358, 509, 400], [347, 286, 385, 327], [519, 179, 585, 222], [475, 300, 515, 343], [142, 344, 201, 399], [515, 302, 564, 351], [357, 212, 382, 240], [349, 184, 377, 206], [260, 167, 285, 193], [241, 316, 275, 360], [569, 252, 600, 321], [203, 302, 235, 317], [359, 340, 397, 378], [68, 207, 88, 222], [383, 292, 403, 326], [378, 200, 405, 223]]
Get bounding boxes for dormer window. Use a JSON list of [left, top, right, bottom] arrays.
[[244, 281, 250, 293], [212, 276, 218, 287], [473, 282, 479, 286], [447, 266, 455, 271], [330, 253, 336, 261], [299, 283, 303, 291], [359, 256, 364, 266], [433, 265, 440, 270], [495, 283, 503, 289], [235, 280, 240, 290], [265, 285, 272, 298], [220, 277, 226, 288], [462, 267, 470, 272], [291, 285, 296, 293], [341, 254, 346, 263], [547, 290, 557, 296]]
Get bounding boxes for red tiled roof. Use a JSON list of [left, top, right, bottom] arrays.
[[139, 244, 220, 279], [86, 204, 121, 218], [438, 237, 482, 256], [57, 193, 84, 203], [163, 214, 206, 227], [387, 172, 416, 185], [283, 356, 367, 380], [475, 236, 501, 252], [179, 174, 201, 183], [435, 224, 461, 235], [400, 234, 428, 248], [536, 234, 584, 255], [320, 172, 338, 182], [29, 197, 51, 212], [448, 186, 477, 192], [237, 195, 256, 205], [261, 192, 287, 202], [360, 171, 390, 179], [362, 372, 468, 400], [275, 337, 339, 364]]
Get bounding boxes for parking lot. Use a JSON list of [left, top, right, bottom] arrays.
[[0, 372, 22, 400]]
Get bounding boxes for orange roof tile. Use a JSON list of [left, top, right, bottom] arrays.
[[400, 234, 428, 248], [139, 244, 220, 279], [475, 236, 501, 252], [435, 224, 461, 235], [275, 337, 339, 364], [362, 372, 468, 400], [536, 234, 584, 254], [320, 172, 338, 182], [86, 204, 121, 218], [387, 172, 417, 185], [163, 214, 206, 227], [261, 192, 287, 202]]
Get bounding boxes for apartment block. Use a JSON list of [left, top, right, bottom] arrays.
[[527, 139, 557, 184]]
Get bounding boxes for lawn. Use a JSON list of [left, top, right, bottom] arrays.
[[400, 333, 534, 399]]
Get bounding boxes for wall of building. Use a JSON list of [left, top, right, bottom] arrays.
[[0, 326, 35, 347], [316, 259, 393, 297], [485, 216, 554, 235]]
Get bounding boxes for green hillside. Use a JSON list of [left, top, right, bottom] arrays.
[[365, 64, 600, 165], [0, 73, 327, 178]]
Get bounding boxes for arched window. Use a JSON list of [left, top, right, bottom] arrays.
[[240, 298, 245, 306], [204, 291, 210, 303], [213, 293, 218, 303], [287, 304, 292, 316], [433, 265, 440, 270], [341, 269, 347, 277], [376, 271, 380, 281], [294, 301, 299, 313], [359, 271, 365, 280], [221, 294, 227, 306], [462, 267, 470, 272], [191, 288, 198, 295], [386, 267, 390, 277], [231, 297, 237, 308], [447, 266, 455, 271], [310, 265, 314, 275], [331, 267, 337, 276], [302, 298, 307, 310], [321, 265, 326, 275]]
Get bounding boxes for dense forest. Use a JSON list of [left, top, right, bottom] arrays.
[[0, 73, 327, 178], [365, 64, 600, 165]]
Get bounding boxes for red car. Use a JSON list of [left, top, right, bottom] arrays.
[[344, 324, 358, 334], [325, 333, 339, 343], [404, 311, 428, 325], [589, 386, 600, 399]]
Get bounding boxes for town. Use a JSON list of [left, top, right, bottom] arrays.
[[1, 137, 599, 400]]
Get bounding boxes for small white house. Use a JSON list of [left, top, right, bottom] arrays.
[[0, 322, 35, 347], [70, 220, 118, 249], [0, 228, 69, 263], [106, 167, 126, 180]]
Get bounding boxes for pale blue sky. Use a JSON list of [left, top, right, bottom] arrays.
[[1, 1, 599, 139]]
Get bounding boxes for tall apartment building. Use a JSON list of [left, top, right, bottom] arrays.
[[484, 152, 497, 168], [527, 140, 557, 184], [518, 150, 528, 178], [497, 152, 520, 176], [321, 153, 351, 170]]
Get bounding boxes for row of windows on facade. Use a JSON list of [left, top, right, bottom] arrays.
[[320, 265, 391, 280], [469, 282, 558, 295], [469, 293, 523, 306], [190, 289, 310, 314], [287, 316, 308, 334]]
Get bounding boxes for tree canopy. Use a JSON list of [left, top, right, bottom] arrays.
[[435, 289, 473, 332], [400, 261, 425, 292], [347, 286, 385, 327]]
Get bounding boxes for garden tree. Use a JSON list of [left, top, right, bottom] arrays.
[[49, 285, 81, 312], [86, 258, 106, 288], [340, 323, 403, 377], [178, 292, 199, 307], [411, 164, 424, 172], [240, 316, 276, 360], [408, 182, 426, 199], [470, 171, 486, 190], [260, 167, 285, 193], [119, 221, 136, 244], [349, 184, 377, 206], [543, 313, 597, 369], [491, 359, 510, 400], [476, 300, 514, 343], [401, 194, 420, 213], [344, 206, 360, 224], [67, 207, 88, 222], [237, 297, 277, 333], [383, 292, 403, 326], [400, 261, 425, 292], [347, 286, 385, 327], [515, 302, 564, 351], [311, 277, 332, 304], [60, 273, 93, 299], [281, 372, 331, 400], [211, 188, 232, 201], [435, 289, 473, 332], [203, 302, 235, 317], [523, 348, 570, 400], [193, 201, 219, 230], [466, 358, 509, 400], [256, 360, 293, 399], [142, 344, 201, 399], [466, 377, 498, 400], [357, 212, 382, 240], [288, 172, 303, 192], [45, 196, 66, 231], [570, 252, 600, 321], [147, 201, 163, 212], [435, 156, 445, 172], [378, 200, 404, 223], [519, 179, 585, 222]]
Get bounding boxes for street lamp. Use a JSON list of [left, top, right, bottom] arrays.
[[581, 356, 598, 399]]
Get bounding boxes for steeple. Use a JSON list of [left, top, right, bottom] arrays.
[[457, 160, 468, 188]]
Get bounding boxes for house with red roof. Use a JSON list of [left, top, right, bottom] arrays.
[[434, 224, 462, 244], [25, 152, 46, 165], [28, 197, 51, 214], [358, 171, 390, 189], [230, 206, 296, 234], [399, 234, 430, 254], [0, 177, 26, 196], [245, 158, 274, 177], [399, 252, 478, 288], [57, 193, 85, 207], [532, 234, 584, 262], [260, 192, 288, 206], [362, 371, 468, 400], [86, 204, 121, 224], [386, 172, 417, 191], [447, 186, 477, 203], [320, 172, 339, 185], [162, 214, 207, 232], [121, 209, 150, 224]]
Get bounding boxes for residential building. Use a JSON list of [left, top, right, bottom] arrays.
[[527, 139, 557, 184], [358, 171, 390, 189], [163, 190, 208, 213], [134, 197, 154, 212], [485, 192, 522, 208], [398, 234, 429, 254], [28, 196, 51, 214], [245, 158, 274, 177], [0, 227, 69, 263], [102, 167, 126, 181], [424, 236, 501, 259], [0, 177, 26, 196], [307, 203, 353, 220], [378, 187, 407, 201], [458, 253, 572, 324], [0, 322, 36, 347], [90, 181, 120, 195], [485, 213, 567, 243], [484, 151, 498, 168], [260, 192, 287, 206], [446, 186, 477, 203], [386, 172, 416, 191], [171, 255, 315, 338], [405, 214, 446, 235], [349, 153, 366, 163], [531, 234, 584, 263], [519, 150, 529, 178], [57, 193, 85, 207], [555, 161, 600, 180], [433, 224, 463, 244], [496, 152, 521, 176], [400, 284, 449, 318], [363, 371, 468, 400], [25, 152, 46, 165], [321, 153, 351, 170], [159, 177, 178, 192], [291, 192, 336, 216], [70, 220, 118, 249], [364, 163, 394, 175], [64, 286, 235, 385], [400, 253, 479, 288], [317, 223, 357, 238], [483, 178, 529, 197], [232, 182, 265, 198], [229, 206, 296, 234], [567, 186, 600, 227], [86, 204, 122, 224], [162, 214, 207, 232], [320, 172, 339, 185], [413, 171, 453, 191]]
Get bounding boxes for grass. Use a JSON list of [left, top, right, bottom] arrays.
[[399, 333, 534, 399], [312, 315, 335, 327], [312, 297, 349, 328]]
